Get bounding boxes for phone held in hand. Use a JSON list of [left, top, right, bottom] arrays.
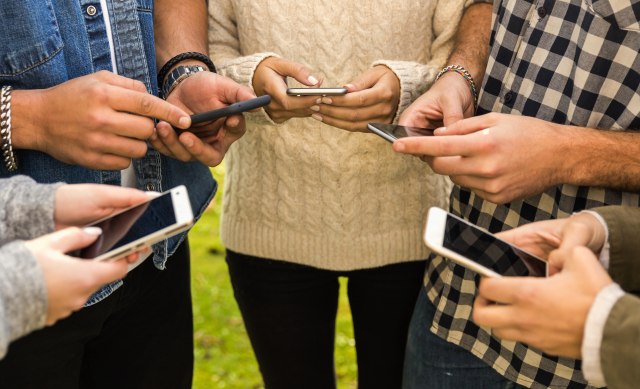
[[76, 185, 194, 262], [367, 123, 435, 143], [424, 207, 548, 278], [190, 95, 272, 126], [286, 87, 348, 96]]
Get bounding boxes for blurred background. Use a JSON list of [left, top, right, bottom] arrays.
[[190, 165, 358, 388]]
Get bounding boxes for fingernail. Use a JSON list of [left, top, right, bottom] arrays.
[[310, 105, 320, 112], [308, 75, 319, 85], [394, 141, 405, 152], [182, 137, 194, 147], [178, 117, 191, 129], [83, 227, 103, 236], [311, 113, 323, 122], [321, 97, 332, 105], [344, 83, 355, 90], [315, 98, 322, 104], [159, 126, 170, 137]]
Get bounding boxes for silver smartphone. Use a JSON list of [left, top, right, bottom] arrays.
[[424, 207, 548, 277], [367, 123, 435, 143], [76, 185, 194, 261], [286, 87, 348, 96]]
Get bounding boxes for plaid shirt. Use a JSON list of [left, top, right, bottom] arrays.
[[425, 1, 640, 388]]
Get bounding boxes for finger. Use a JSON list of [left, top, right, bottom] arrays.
[[107, 112, 156, 140], [91, 133, 149, 160], [271, 59, 319, 86], [440, 94, 466, 127], [155, 122, 193, 162], [41, 227, 103, 253], [149, 128, 174, 157], [324, 85, 387, 108], [392, 135, 477, 157], [109, 88, 190, 129], [179, 132, 224, 166], [95, 71, 148, 93], [477, 277, 524, 304], [211, 75, 258, 106], [558, 219, 596, 250], [313, 102, 389, 123], [491, 327, 526, 343], [311, 113, 370, 132], [472, 299, 517, 329], [83, 185, 148, 209], [343, 66, 386, 93], [81, 260, 129, 287], [437, 113, 496, 136]]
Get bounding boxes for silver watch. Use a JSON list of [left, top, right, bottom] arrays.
[[161, 65, 207, 98]]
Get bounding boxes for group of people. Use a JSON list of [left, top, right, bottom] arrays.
[[0, 0, 638, 389]]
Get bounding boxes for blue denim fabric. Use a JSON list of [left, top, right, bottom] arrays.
[[402, 288, 526, 389], [0, 0, 216, 304]]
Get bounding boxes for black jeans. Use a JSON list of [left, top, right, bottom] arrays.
[[0, 243, 193, 389], [226, 250, 427, 389]]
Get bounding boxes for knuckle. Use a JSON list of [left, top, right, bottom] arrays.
[[137, 95, 155, 115], [358, 94, 368, 106], [132, 80, 147, 92]]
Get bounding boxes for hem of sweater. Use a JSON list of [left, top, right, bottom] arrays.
[[221, 220, 430, 271]]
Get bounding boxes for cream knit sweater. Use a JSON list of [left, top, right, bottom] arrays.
[[208, 0, 462, 270]]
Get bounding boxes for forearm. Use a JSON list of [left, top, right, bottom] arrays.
[[154, 0, 208, 71], [447, 3, 492, 85], [564, 128, 640, 192]]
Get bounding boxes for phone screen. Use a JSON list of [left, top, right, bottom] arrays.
[[77, 192, 177, 259], [442, 214, 547, 277]]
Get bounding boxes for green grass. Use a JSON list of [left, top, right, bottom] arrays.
[[190, 166, 358, 389]]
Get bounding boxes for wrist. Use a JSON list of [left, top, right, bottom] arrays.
[[11, 89, 46, 152], [157, 52, 216, 98], [436, 64, 478, 110]]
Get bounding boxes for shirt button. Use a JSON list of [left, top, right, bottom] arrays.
[[146, 183, 156, 191], [537, 7, 547, 18], [504, 91, 514, 104], [86, 5, 97, 16]]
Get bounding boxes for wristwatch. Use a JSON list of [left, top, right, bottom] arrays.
[[161, 65, 207, 98]]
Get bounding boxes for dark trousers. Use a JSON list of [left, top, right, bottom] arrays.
[[226, 250, 427, 389], [0, 243, 193, 389]]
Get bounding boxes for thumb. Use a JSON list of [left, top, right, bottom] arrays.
[[38, 227, 102, 253], [440, 94, 465, 127], [344, 67, 386, 92], [558, 220, 594, 251], [272, 59, 319, 86]]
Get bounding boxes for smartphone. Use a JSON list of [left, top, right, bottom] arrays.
[[286, 87, 348, 96], [367, 123, 435, 143], [190, 95, 272, 126], [76, 186, 194, 261], [424, 207, 548, 277]]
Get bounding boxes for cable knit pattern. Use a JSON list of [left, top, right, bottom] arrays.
[[209, 0, 463, 270]]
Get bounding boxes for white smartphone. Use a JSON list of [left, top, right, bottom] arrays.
[[286, 87, 348, 96], [75, 185, 194, 261], [367, 123, 435, 143], [424, 207, 548, 277]]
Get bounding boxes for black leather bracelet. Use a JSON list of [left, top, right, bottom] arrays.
[[157, 52, 216, 88]]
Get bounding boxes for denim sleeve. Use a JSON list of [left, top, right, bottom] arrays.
[[0, 240, 47, 359], [0, 176, 62, 246]]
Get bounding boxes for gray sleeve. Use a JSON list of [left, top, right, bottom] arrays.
[[0, 176, 62, 246], [0, 240, 47, 359]]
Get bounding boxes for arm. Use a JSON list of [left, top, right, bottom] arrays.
[[398, 2, 492, 128], [152, 0, 256, 166], [0, 176, 60, 246]]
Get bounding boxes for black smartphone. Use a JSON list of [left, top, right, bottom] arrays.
[[367, 123, 435, 143], [190, 95, 271, 126]]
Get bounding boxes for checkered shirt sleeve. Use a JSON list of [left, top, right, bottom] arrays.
[[425, 1, 640, 388]]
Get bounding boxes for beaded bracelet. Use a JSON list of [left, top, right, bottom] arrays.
[[0, 86, 18, 172], [435, 65, 478, 110]]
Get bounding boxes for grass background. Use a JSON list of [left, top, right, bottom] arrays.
[[190, 165, 358, 388]]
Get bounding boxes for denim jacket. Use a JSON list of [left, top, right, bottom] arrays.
[[0, 0, 216, 304]]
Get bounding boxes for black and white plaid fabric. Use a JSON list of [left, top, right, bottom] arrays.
[[425, 1, 640, 388]]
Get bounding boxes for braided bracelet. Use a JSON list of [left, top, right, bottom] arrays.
[[0, 86, 17, 172], [435, 65, 478, 110], [157, 52, 216, 89]]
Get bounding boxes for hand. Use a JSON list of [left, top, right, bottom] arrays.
[[151, 71, 256, 166], [25, 227, 146, 325], [312, 66, 400, 132], [399, 71, 475, 129], [497, 213, 606, 273], [252, 57, 320, 123], [54, 184, 151, 230], [393, 113, 574, 204], [473, 247, 613, 358], [12, 71, 191, 170]]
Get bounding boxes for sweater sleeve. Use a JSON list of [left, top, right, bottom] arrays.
[[600, 293, 640, 389], [0, 240, 47, 359], [592, 206, 640, 293], [208, 0, 279, 125], [372, 0, 465, 122], [0, 176, 61, 246]]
